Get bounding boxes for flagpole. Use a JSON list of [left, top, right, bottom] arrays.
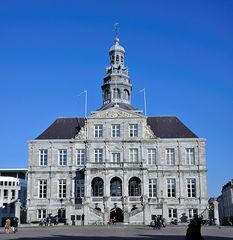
[[85, 90, 87, 118], [143, 88, 147, 116], [78, 90, 88, 117], [138, 88, 147, 116]]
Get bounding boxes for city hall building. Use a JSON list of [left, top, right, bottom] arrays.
[[27, 36, 208, 225]]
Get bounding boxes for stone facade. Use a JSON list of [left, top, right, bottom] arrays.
[[217, 179, 233, 225], [27, 36, 208, 225], [0, 176, 26, 226]]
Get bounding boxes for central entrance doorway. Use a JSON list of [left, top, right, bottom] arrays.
[[110, 207, 124, 222]]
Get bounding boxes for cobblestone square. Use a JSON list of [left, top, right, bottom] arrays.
[[0, 225, 232, 240]]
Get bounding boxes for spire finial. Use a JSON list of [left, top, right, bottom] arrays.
[[113, 22, 120, 41]]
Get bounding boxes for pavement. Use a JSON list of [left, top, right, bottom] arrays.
[[0, 225, 232, 240]]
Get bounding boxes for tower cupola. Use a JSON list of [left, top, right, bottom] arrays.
[[101, 29, 132, 109]]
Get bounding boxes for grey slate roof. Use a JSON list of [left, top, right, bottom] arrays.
[[98, 102, 137, 111], [36, 116, 197, 139]]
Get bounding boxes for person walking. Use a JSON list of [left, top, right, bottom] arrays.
[[185, 215, 204, 240], [4, 218, 11, 234]]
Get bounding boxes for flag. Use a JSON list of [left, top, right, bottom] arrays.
[[138, 88, 145, 93], [77, 90, 87, 96]]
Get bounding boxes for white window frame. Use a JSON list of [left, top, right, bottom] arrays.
[[129, 124, 138, 137], [38, 180, 47, 199], [189, 208, 198, 218], [76, 179, 85, 198], [166, 148, 175, 165], [37, 209, 47, 219], [111, 124, 120, 137], [76, 149, 85, 165], [95, 149, 103, 163], [187, 178, 196, 198], [149, 179, 157, 198], [168, 208, 177, 218], [167, 178, 176, 198], [112, 152, 121, 163], [59, 149, 67, 166], [147, 149, 156, 165], [11, 190, 16, 200], [185, 148, 195, 165], [94, 124, 103, 138], [39, 149, 48, 166], [129, 148, 138, 162], [58, 179, 67, 199]]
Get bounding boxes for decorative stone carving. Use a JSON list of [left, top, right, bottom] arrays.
[[143, 122, 156, 139], [75, 126, 86, 140], [92, 109, 139, 119]]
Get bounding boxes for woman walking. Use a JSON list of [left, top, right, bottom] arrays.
[[4, 218, 11, 234]]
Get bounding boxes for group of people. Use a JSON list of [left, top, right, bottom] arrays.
[[151, 215, 165, 229], [107, 217, 116, 225], [39, 217, 58, 227], [4, 218, 18, 234], [148, 214, 204, 239]]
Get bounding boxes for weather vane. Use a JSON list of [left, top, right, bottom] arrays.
[[114, 22, 120, 38]]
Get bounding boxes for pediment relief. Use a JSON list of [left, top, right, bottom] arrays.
[[75, 126, 87, 140], [90, 108, 142, 119], [143, 122, 156, 139]]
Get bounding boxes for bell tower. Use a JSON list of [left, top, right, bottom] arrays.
[[101, 24, 132, 107]]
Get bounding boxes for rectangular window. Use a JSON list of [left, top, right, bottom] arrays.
[[95, 149, 103, 163], [37, 209, 46, 219], [112, 153, 121, 163], [39, 180, 47, 199], [149, 179, 157, 197], [189, 209, 198, 218], [148, 149, 156, 165], [39, 149, 48, 166], [129, 124, 138, 137], [11, 190, 16, 200], [167, 178, 176, 198], [76, 179, 84, 198], [112, 124, 120, 137], [185, 148, 195, 165], [4, 189, 8, 199], [59, 149, 67, 166], [187, 178, 196, 198], [168, 209, 177, 218], [76, 149, 85, 165], [129, 148, 138, 162], [58, 179, 67, 198], [166, 148, 175, 165], [94, 124, 103, 138]]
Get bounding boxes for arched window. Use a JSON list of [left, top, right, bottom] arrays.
[[124, 89, 129, 100], [111, 55, 114, 64], [110, 177, 122, 196], [121, 56, 124, 64], [92, 177, 104, 196], [116, 55, 119, 64], [113, 88, 121, 99], [128, 177, 141, 196], [104, 89, 110, 101]]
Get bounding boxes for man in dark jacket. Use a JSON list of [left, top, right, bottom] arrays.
[[185, 216, 204, 240]]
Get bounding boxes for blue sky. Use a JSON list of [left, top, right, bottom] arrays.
[[0, 0, 232, 197]]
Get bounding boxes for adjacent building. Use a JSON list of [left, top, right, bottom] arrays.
[[0, 168, 27, 226], [27, 36, 208, 225], [218, 179, 233, 225]]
